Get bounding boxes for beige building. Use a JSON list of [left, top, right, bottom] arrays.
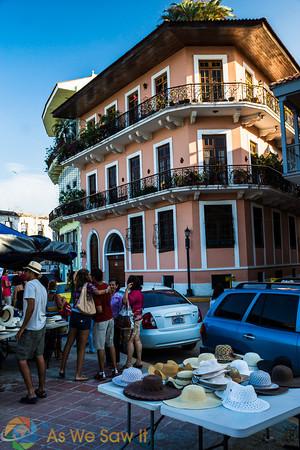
[[0, 210, 52, 239]]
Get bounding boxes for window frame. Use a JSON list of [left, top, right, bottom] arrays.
[[204, 204, 235, 249], [214, 292, 257, 322], [86, 170, 98, 196], [157, 209, 175, 253], [129, 215, 144, 254], [151, 66, 170, 96]]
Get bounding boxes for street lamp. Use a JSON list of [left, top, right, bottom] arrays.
[[185, 227, 193, 297]]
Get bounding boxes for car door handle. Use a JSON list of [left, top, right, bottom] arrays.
[[243, 334, 256, 340]]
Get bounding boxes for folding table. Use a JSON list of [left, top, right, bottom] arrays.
[[98, 382, 163, 450], [161, 388, 300, 450]]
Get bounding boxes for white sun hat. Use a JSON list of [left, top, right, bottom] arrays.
[[222, 381, 270, 413], [229, 359, 251, 376], [243, 352, 263, 369], [164, 385, 221, 409], [193, 373, 230, 390], [113, 367, 144, 387], [248, 370, 279, 390], [184, 353, 216, 369], [0, 305, 15, 327], [193, 359, 227, 376]]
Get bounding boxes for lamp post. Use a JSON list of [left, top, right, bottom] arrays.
[[185, 227, 193, 297]]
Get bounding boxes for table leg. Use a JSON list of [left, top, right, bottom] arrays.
[[283, 415, 300, 450], [150, 411, 155, 450], [198, 426, 203, 450]]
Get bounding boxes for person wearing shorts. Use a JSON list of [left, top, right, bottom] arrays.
[[92, 269, 118, 380], [16, 261, 47, 404]]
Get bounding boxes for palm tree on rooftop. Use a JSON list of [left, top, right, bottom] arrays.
[[162, 0, 235, 22]]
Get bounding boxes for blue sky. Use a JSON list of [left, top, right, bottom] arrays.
[[0, 0, 299, 214]]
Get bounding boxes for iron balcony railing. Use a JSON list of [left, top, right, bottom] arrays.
[[50, 83, 294, 164], [287, 144, 300, 173], [49, 164, 300, 222]]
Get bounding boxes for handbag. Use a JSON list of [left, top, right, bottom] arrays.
[[115, 305, 134, 352], [76, 283, 96, 316]]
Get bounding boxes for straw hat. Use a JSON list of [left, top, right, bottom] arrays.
[[248, 370, 287, 396], [148, 360, 179, 380], [243, 352, 262, 369], [272, 365, 300, 388], [0, 306, 15, 327], [183, 353, 215, 369], [23, 261, 42, 275], [215, 345, 240, 363], [124, 375, 181, 401], [167, 371, 193, 390], [221, 381, 270, 413], [164, 385, 221, 409], [113, 367, 144, 388], [229, 360, 251, 376], [193, 359, 227, 376]]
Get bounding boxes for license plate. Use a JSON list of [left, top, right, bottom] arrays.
[[172, 315, 185, 325]]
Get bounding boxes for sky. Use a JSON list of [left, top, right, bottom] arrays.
[[0, 0, 300, 215]]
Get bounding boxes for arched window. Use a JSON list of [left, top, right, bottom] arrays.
[[107, 234, 124, 253], [90, 233, 99, 270]]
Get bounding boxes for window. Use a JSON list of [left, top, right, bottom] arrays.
[[214, 293, 256, 321], [247, 293, 299, 332], [21, 223, 28, 235], [163, 275, 174, 288], [273, 212, 281, 249], [37, 224, 44, 236], [289, 216, 297, 249], [86, 116, 96, 128], [142, 290, 189, 308], [253, 207, 264, 248], [87, 173, 97, 196], [199, 60, 223, 100], [64, 230, 78, 254], [157, 210, 174, 253], [204, 205, 234, 248], [257, 272, 264, 282], [106, 104, 116, 117], [154, 72, 168, 95], [128, 216, 144, 253]]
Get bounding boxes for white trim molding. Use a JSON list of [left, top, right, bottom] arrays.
[[126, 150, 143, 183], [193, 54, 229, 84], [102, 229, 127, 279], [199, 200, 240, 270], [153, 137, 174, 174], [86, 229, 100, 271], [105, 161, 119, 190], [125, 85, 141, 112], [86, 169, 98, 195], [127, 212, 147, 271], [197, 129, 233, 167], [151, 66, 171, 96], [104, 100, 118, 115], [86, 113, 98, 125], [243, 62, 256, 84], [155, 204, 178, 271]]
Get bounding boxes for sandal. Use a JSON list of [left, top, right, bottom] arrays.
[[75, 375, 89, 382], [19, 396, 38, 404], [35, 389, 47, 399]]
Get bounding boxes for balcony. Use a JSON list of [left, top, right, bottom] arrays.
[[49, 82, 294, 168], [49, 164, 300, 225], [285, 143, 300, 183]]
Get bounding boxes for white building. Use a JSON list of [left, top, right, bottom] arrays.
[[0, 210, 52, 239]]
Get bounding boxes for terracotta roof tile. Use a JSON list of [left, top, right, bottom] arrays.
[[271, 72, 300, 87]]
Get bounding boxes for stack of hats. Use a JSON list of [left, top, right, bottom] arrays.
[[217, 381, 270, 413], [248, 370, 288, 395], [192, 359, 229, 390], [167, 371, 193, 390]]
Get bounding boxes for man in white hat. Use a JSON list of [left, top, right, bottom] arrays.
[[16, 261, 47, 404]]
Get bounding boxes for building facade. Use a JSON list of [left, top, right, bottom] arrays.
[[48, 20, 300, 295], [43, 74, 96, 280], [0, 210, 52, 239]]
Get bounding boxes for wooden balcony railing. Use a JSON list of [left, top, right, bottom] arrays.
[[49, 164, 300, 222], [47, 83, 294, 166]]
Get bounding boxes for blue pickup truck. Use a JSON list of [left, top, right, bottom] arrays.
[[201, 288, 300, 375]]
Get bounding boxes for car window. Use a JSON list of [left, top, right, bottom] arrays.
[[143, 290, 189, 308], [214, 293, 256, 321], [247, 293, 299, 332]]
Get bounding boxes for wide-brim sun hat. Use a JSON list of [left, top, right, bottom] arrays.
[[164, 384, 221, 409], [193, 359, 227, 376], [113, 367, 145, 387], [255, 387, 288, 396], [271, 365, 300, 388], [0, 306, 15, 327], [124, 375, 181, 401], [221, 381, 270, 413], [23, 261, 42, 275], [248, 370, 279, 390]]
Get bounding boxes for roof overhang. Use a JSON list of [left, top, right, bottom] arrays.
[[42, 85, 77, 136], [53, 19, 300, 120], [271, 76, 300, 109]]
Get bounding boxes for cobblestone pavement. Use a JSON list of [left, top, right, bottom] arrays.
[[0, 314, 298, 449]]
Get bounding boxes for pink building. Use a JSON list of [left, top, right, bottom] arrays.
[[48, 19, 300, 295]]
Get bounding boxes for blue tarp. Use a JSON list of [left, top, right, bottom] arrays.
[[0, 223, 26, 237]]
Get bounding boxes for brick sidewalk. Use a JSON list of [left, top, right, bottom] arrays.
[[0, 344, 298, 449]]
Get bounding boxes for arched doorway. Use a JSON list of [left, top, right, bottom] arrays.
[[89, 233, 99, 271], [105, 233, 125, 286]]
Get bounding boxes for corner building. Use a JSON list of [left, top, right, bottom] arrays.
[[49, 20, 300, 295]]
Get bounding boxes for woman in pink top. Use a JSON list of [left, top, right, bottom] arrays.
[[123, 275, 144, 368], [2, 270, 12, 305]]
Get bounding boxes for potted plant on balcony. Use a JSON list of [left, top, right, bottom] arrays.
[[59, 189, 86, 215], [232, 167, 249, 184]]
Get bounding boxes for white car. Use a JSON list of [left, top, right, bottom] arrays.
[[120, 286, 202, 349]]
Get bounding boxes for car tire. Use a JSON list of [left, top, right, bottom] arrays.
[[182, 343, 197, 351]]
